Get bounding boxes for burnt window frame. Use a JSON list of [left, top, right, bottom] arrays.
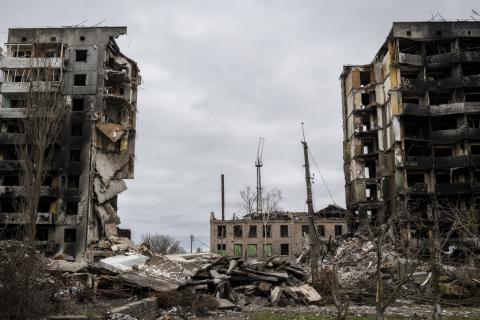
[[75, 50, 88, 62], [73, 74, 87, 86], [66, 201, 78, 216], [233, 225, 242, 238], [280, 225, 289, 238], [217, 225, 226, 238], [72, 97, 84, 111], [248, 225, 257, 238], [64, 228, 77, 243]]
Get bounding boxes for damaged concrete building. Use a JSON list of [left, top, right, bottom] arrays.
[[0, 26, 140, 257], [341, 21, 480, 235], [210, 205, 347, 259]]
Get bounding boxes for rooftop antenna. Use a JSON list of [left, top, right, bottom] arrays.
[[76, 20, 88, 27], [437, 12, 447, 22], [255, 137, 265, 214], [92, 20, 106, 27]]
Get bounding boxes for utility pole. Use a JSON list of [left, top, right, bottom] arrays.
[[255, 137, 265, 214], [221, 174, 225, 220], [190, 235, 194, 254], [301, 123, 320, 285]]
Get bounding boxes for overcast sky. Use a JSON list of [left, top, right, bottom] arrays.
[[0, 1, 478, 250]]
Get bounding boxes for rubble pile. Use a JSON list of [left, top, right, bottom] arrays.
[[329, 237, 398, 288]]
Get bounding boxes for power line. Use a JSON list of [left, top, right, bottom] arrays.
[[307, 148, 337, 206]]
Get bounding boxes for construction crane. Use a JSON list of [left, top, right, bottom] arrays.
[[255, 137, 265, 214]]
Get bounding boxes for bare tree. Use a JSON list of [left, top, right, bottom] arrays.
[[141, 233, 186, 255], [237, 185, 281, 216], [16, 55, 66, 248], [261, 188, 282, 252], [237, 184, 257, 216]]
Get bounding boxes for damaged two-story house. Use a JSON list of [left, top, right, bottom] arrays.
[[210, 204, 347, 260], [341, 21, 480, 238], [0, 26, 140, 258]]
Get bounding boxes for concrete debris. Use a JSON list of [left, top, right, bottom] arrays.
[[99, 254, 149, 273], [95, 152, 130, 184], [94, 177, 127, 204], [47, 260, 88, 273], [96, 122, 126, 143]]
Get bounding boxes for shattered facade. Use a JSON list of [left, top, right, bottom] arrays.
[[0, 27, 140, 257], [210, 205, 347, 259], [341, 22, 480, 234]]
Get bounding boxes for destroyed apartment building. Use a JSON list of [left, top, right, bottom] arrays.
[[0, 26, 140, 258], [210, 204, 347, 259], [341, 21, 480, 235]]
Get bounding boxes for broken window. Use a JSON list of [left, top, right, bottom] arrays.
[[75, 50, 88, 62], [233, 225, 242, 238], [262, 225, 271, 238], [407, 173, 425, 187], [36, 226, 49, 241], [67, 175, 80, 189], [335, 225, 343, 236], [217, 243, 226, 253], [263, 244, 272, 257], [38, 199, 50, 212], [80, 36, 85, 41], [0, 201, 15, 213], [427, 66, 451, 81], [249, 225, 257, 238], [468, 115, 480, 128], [280, 225, 288, 237], [465, 88, 480, 102], [234, 244, 242, 257], [0, 145, 17, 160], [2, 175, 19, 186], [74, 74, 86, 86], [425, 40, 451, 55], [69, 149, 81, 162], [71, 123, 83, 136], [9, 99, 20, 108], [248, 244, 257, 257], [301, 225, 309, 237], [471, 145, 480, 155], [317, 225, 326, 237], [217, 225, 226, 238], [72, 98, 84, 111], [66, 202, 78, 216], [462, 62, 480, 77], [431, 115, 457, 131], [64, 229, 76, 243], [436, 171, 450, 184], [434, 147, 453, 157], [280, 243, 289, 256], [42, 176, 52, 187], [429, 92, 450, 105], [360, 71, 370, 86], [361, 93, 370, 106]]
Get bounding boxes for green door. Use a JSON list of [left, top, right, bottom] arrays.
[[248, 244, 257, 257], [234, 244, 242, 257]]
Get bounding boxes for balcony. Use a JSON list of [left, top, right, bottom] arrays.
[[405, 156, 433, 169], [431, 128, 466, 144], [406, 183, 429, 195], [0, 133, 24, 144], [434, 155, 472, 169], [461, 50, 480, 63], [0, 81, 60, 94], [0, 186, 55, 198], [436, 183, 472, 195], [0, 57, 63, 69], [396, 53, 423, 66], [426, 52, 460, 68], [399, 78, 427, 93], [0, 211, 53, 224]]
